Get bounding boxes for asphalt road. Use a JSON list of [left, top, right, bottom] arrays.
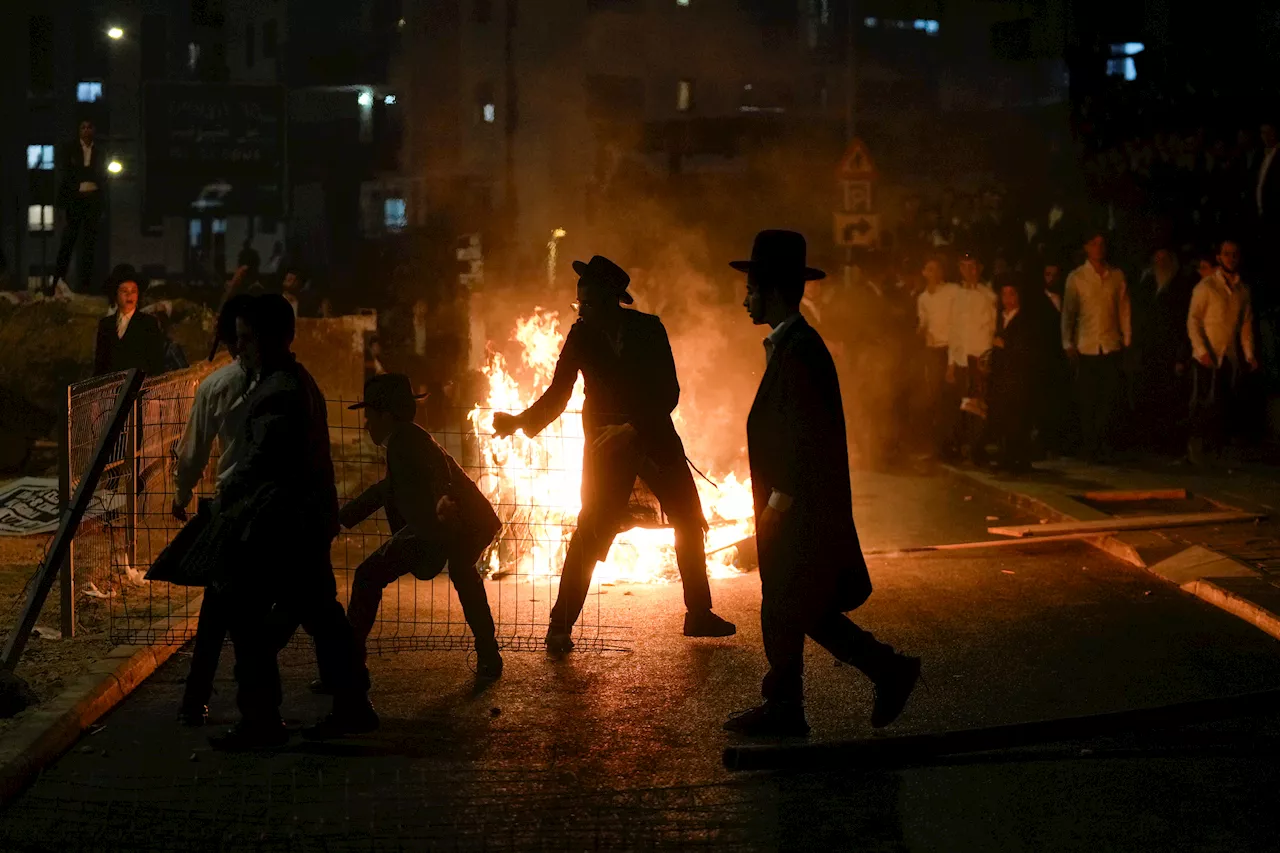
[[4, 471, 1280, 851]]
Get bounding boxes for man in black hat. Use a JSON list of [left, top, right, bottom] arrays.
[[92, 264, 167, 377], [492, 255, 736, 652], [727, 230, 919, 736], [209, 294, 376, 749], [340, 374, 504, 677]]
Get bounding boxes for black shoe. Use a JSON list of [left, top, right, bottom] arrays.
[[309, 678, 334, 695], [723, 702, 810, 737], [871, 655, 921, 728], [301, 702, 380, 741], [177, 704, 209, 727], [545, 629, 574, 655], [683, 610, 736, 638], [208, 720, 289, 752], [476, 649, 504, 679]]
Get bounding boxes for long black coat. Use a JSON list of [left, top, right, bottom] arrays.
[[93, 312, 167, 377], [747, 316, 871, 615], [991, 309, 1038, 405], [56, 138, 108, 209]]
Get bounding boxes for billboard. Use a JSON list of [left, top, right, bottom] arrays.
[[144, 83, 286, 216]]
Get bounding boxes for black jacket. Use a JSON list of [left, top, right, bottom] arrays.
[[219, 356, 340, 550], [1130, 268, 1195, 367], [340, 422, 501, 551], [991, 309, 1038, 402], [93, 312, 167, 377], [519, 310, 686, 466], [747, 316, 871, 614], [56, 139, 108, 209]]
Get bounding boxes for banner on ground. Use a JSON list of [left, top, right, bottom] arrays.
[[0, 478, 122, 536]]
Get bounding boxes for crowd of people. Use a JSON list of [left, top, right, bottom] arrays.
[[817, 111, 1280, 472]]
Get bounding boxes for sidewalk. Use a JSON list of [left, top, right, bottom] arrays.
[[945, 456, 1280, 643]]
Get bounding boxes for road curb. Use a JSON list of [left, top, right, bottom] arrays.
[[0, 596, 201, 807], [941, 464, 1280, 645]]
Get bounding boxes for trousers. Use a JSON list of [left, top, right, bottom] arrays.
[[549, 449, 711, 633], [760, 593, 898, 705], [225, 541, 369, 725], [346, 527, 498, 663], [54, 196, 102, 292], [1075, 352, 1123, 458]]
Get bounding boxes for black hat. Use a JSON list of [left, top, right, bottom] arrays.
[[571, 255, 633, 304], [729, 230, 826, 281], [347, 373, 428, 419], [106, 263, 143, 294]]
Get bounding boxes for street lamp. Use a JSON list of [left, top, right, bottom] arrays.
[[106, 26, 124, 40], [107, 160, 123, 175], [357, 91, 374, 107]]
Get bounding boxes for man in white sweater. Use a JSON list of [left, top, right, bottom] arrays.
[[171, 294, 255, 726], [1187, 239, 1258, 459], [1061, 229, 1131, 461], [946, 252, 997, 461], [916, 255, 960, 456]]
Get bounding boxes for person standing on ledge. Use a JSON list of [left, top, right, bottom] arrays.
[[492, 255, 736, 653], [727, 230, 920, 737]]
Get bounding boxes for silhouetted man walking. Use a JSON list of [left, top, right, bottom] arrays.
[[209, 294, 376, 750], [492, 255, 735, 652], [726, 230, 919, 737]]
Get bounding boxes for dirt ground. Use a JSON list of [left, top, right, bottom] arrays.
[[0, 534, 114, 735]]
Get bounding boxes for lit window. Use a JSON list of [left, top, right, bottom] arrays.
[[384, 94, 397, 105], [677, 0, 689, 5], [27, 205, 54, 233], [1118, 42, 1144, 56], [676, 80, 692, 112], [482, 103, 496, 123], [1106, 57, 1137, 81], [188, 219, 203, 248], [27, 145, 54, 170], [212, 218, 227, 234], [188, 42, 201, 72], [913, 19, 939, 35], [384, 198, 407, 231], [864, 17, 877, 27], [77, 81, 103, 102]]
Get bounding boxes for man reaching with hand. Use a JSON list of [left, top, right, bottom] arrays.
[[492, 255, 735, 653]]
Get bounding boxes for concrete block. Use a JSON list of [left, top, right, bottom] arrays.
[[1149, 546, 1258, 586]]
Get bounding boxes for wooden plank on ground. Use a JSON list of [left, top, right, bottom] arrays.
[[989, 511, 1264, 539], [1082, 488, 1187, 502]]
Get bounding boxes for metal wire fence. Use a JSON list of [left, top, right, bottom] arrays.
[[66, 366, 629, 653]]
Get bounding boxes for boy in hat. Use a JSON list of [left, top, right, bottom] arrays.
[[92, 264, 166, 376], [492, 254, 736, 653], [342, 373, 504, 677], [728, 229, 919, 736]]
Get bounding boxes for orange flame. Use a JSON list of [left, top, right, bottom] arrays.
[[468, 309, 754, 584]]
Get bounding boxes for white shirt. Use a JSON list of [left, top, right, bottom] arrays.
[[1258, 147, 1278, 215], [1001, 307, 1019, 328], [763, 312, 802, 365], [79, 142, 98, 193], [173, 360, 254, 507], [1188, 270, 1255, 367], [116, 309, 135, 339], [284, 293, 300, 317], [917, 282, 959, 348], [413, 318, 428, 357], [762, 312, 802, 512], [947, 283, 997, 367], [1045, 290, 1062, 312], [1061, 262, 1131, 355]]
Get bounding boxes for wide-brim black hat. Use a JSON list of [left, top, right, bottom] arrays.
[[730, 230, 826, 281], [348, 373, 429, 413], [106, 263, 145, 294], [571, 255, 634, 304]]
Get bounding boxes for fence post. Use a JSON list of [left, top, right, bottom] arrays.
[[2, 370, 143, 672], [59, 386, 74, 639], [124, 396, 138, 572]]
